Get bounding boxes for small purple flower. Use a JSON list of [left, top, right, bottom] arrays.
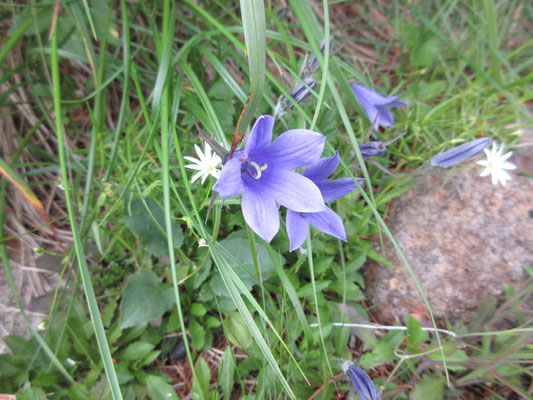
[[341, 361, 381, 400], [286, 151, 362, 251], [213, 115, 326, 242], [351, 83, 409, 131], [431, 137, 492, 167], [359, 141, 386, 160]]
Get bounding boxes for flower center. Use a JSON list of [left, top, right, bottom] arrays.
[[245, 161, 268, 179]]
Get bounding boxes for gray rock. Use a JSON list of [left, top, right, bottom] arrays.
[[364, 149, 533, 324]]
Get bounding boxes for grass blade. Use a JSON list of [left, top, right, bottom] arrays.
[[50, 21, 123, 400]]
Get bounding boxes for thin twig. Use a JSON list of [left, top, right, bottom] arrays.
[[309, 322, 457, 337]]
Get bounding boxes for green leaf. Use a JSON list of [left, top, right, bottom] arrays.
[[16, 386, 47, 400], [224, 312, 253, 350], [190, 303, 207, 317], [220, 347, 236, 400], [192, 357, 211, 400], [296, 280, 331, 298], [120, 270, 175, 328], [102, 299, 117, 327], [410, 80, 445, 101], [410, 33, 442, 68], [407, 315, 428, 345], [427, 348, 468, 372], [210, 235, 279, 295], [205, 316, 221, 328], [409, 375, 445, 400], [360, 341, 395, 367], [116, 342, 155, 361], [237, 0, 266, 137], [329, 281, 365, 301], [124, 194, 183, 255], [313, 256, 334, 276], [139, 350, 162, 367], [147, 375, 178, 400], [189, 319, 206, 350]]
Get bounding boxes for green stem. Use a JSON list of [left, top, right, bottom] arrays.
[[50, 23, 123, 400]]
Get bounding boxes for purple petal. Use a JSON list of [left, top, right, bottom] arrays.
[[284, 78, 317, 108], [431, 137, 492, 167], [245, 115, 274, 157], [286, 210, 309, 252], [241, 186, 280, 242], [346, 364, 381, 400], [375, 105, 394, 127], [259, 130, 325, 170], [389, 99, 409, 107], [257, 168, 325, 213], [352, 83, 395, 106], [352, 91, 380, 130], [306, 206, 346, 241], [303, 151, 340, 182], [213, 158, 244, 198], [315, 177, 356, 202]]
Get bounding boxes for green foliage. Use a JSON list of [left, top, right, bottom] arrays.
[[1, 0, 531, 399], [124, 194, 184, 255], [119, 269, 175, 328], [146, 375, 179, 400]]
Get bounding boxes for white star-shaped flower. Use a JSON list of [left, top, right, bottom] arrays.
[[476, 142, 517, 186], [184, 143, 222, 184]]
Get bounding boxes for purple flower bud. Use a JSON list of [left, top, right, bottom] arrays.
[[309, 36, 334, 73], [431, 137, 492, 167], [283, 78, 318, 109], [359, 141, 386, 160], [341, 361, 381, 400]]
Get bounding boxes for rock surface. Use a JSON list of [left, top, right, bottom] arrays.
[[364, 148, 533, 324]]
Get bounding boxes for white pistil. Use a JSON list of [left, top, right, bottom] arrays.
[[248, 161, 268, 179]]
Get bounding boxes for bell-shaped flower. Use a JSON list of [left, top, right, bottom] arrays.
[[341, 361, 381, 400], [213, 115, 326, 242], [359, 141, 387, 160], [286, 151, 362, 251], [351, 83, 408, 131], [431, 137, 492, 167]]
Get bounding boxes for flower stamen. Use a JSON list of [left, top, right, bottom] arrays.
[[247, 161, 268, 179]]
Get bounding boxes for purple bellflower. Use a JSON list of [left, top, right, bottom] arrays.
[[213, 115, 326, 242], [431, 137, 492, 167], [286, 151, 362, 251], [351, 83, 409, 131], [341, 361, 381, 400], [359, 141, 386, 160], [357, 132, 407, 161]]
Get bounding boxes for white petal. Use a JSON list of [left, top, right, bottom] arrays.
[[194, 144, 206, 162], [480, 168, 491, 177], [500, 151, 514, 161], [491, 172, 498, 185], [191, 171, 205, 183], [184, 156, 202, 165], [185, 164, 205, 171], [500, 162, 517, 170]]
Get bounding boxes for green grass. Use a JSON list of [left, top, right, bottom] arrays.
[[0, 0, 532, 399]]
